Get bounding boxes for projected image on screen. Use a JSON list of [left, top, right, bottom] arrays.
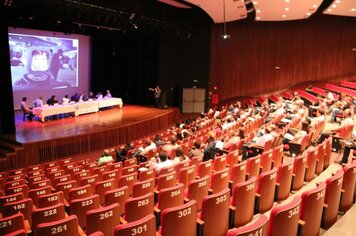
[[9, 33, 79, 90]]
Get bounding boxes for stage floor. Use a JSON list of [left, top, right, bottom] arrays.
[[14, 105, 180, 143]]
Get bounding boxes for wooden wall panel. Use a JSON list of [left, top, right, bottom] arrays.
[[210, 15, 356, 103]]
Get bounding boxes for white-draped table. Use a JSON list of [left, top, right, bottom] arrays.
[[33, 98, 123, 122]]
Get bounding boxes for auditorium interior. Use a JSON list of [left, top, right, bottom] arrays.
[[0, 0, 356, 235]]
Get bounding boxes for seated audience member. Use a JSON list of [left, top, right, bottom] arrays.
[[188, 142, 203, 158], [115, 142, 134, 162], [153, 135, 165, 147], [339, 133, 356, 164], [133, 139, 156, 162], [173, 147, 189, 164], [223, 130, 240, 150], [88, 91, 96, 100], [105, 90, 112, 98], [62, 94, 70, 104], [96, 92, 103, 100], [149, 152, 175, 173], [283, 121, 309, 144], [71, 93, 80, 102], [20, 97, 35, 121], [203, 131, 217, 161], [33, 96, 44, 107], [47, 95, 58, 106], [162, 137, 180, 157], [98, 149, 114, 166]]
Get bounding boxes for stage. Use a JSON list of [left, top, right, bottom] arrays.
[[0, 105, 181, 171]]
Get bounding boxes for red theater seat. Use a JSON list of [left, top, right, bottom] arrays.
[[300, 182, 326, 236], [272, 145, 284, 168], [115, 214, 156, 236], [322, 170, 344, 229], [70, 194, 100, 229], [305, 148, 318, 182], [159, 200, 197, 236], [101, 169, 121, 181], [132, 178, 155, 197], [38, 191, 65, 208], [230, 177, 256, 227], [323, 138, 332, 169], [210, 168, 229, 194], [255, 168, 277, 213], [157, 183, 184, 214], [339, 163, 356, 213], [156, 172, 177, 191], [246, 155, 261, 180], [95, 178, 116, 204], [31, 203, 66, 236], [55, 180, 77, 201], [227, 214, 268, 236], [197, 160, 213, 178], [28, 186, 52, 207], [267, 196, 301, 236], [199, 188, 230, 236], [68, 184, 92, 203], [86, 203, 121, 236], [315, 144, 325, 175], [213, 155, 227, 171], [226, 150, 239, 167], [0, 213, 26, 235], [36, 215, 79, 236], [3, 198, 33, 225], [119, 173, 138, 196], [275, 161, 293, 202], [292, 154, 307, 191], [104, 186, 129, 216], [124, 192, 154, 222], [0, 193, 24, 214], [229, 161, 247, 188], [139, 168, 156, 181], [5, 184, 29, 198], [260, 149, 273, 173], [185, 175, 210, 212], [178, 165, 196, 190]]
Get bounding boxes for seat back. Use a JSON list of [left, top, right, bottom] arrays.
[[209, 168, 228, 194], [229, 161, 247, 187], [0, 193, 24, 214], [197, 160, 213, 178], [55, 180, 78, 201], [53, 174, 72, 187], [213, 155, 227, 171], [340, 163, 356, 212], [5, 179, 26, 190], [156, 172, 177, 191], [315, 144, 325, 175], [256, 168, 277, 213], [322, 169, 344, 229], [226, 214, 268, 236], [0, 213, 26, 235], [68, 184, 92, 203], [186, 175, 210, 212], [28, 186, 52, 207], [260, 149, 273, 173], [69, 194, 100, 228], [200, 188, 230, 236], [104, 186, 129, 216], [190, 155, 203, 168], [158, 183, 184, 212], [125, 192, 154, 222], [305, 147, 318, 182], [272, 145, 284, 168], [80, 174, 100, 193], [158, 166, 175, 176], [30, 179, 51, 190], [276, 161, 293, 201], [119, 173, 138, 196], [160, 200, 197, 236], [124, 158, 137, 167], [36, 215, 78, 236], [226, 150, 239, 167], [246, 155, 261, 180], [102, 169, 121, 181], [231, 177, 257, 227], [32, 203, 66, 236], [3, 198, 33, 225], [86, 203, 121, 236], [300, 182, 326, 236], [114, 214, 156, 236], [292, 153, 307, 191], [38, 191, 64, 208], [267, 196, 301, 236], [132, 178, 155, 197], [178, 165, 196, 190], [175, 160, 190, 173], [28, 174, 46, 185], [95, 178, 116, 204], [5, 184, 29, 198], [323, 137, 332, 169], [139, 168, 156, 181]]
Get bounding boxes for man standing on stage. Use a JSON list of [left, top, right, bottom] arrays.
[[149, 85, 161, 108]]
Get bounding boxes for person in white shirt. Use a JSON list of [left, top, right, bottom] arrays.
[[62, 94, 70, 104], [105, 90, 112, 98], [98, 149, 114, 166], [96, 92, 103, 100], [33, 96, 44, 107], [149, 152, 176, 173]]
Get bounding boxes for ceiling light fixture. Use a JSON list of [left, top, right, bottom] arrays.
[[221, 0, 231, 40]]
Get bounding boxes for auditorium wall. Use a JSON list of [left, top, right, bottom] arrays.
[[210, 15, 356, 103]]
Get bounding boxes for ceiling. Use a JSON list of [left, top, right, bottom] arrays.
[[2, 0, 355, 36]]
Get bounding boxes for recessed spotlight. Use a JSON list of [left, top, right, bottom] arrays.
[[256, 10, 261, 13], [282, 14, 287, 18], [306, 12, 311, 16], [253, 1, 258, 5], [328, 9, 332, 12], [56, 20, 61, 24], [275, 66, 280, 70], [285, 8, 289, 11], [332, 4, 337, 8], [312, 4, 317, 8], [256, 16, 261, 20], [352, 48, 356, 51], [285, 0, 290, 2], [352, 8, 356, 12], [335, 0, 341, 3]]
